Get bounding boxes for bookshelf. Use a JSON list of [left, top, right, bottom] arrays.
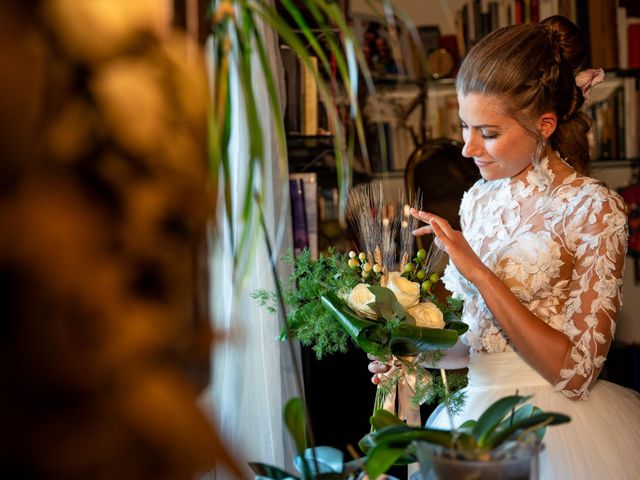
[[281, 1, 640, 260]]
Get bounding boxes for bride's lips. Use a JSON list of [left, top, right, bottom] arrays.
[[474, 159, 492, 168]]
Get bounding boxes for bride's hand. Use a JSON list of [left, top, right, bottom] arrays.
[[410, 208, 490, 284], [367, 353, 396, 385]]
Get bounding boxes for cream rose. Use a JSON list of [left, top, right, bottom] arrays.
[[347, 283, 378, 319], [406, 301, 445, 329], [385, 271, 420, 309]]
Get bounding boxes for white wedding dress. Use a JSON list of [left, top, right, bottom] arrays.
[[427, 155, 640, 480]]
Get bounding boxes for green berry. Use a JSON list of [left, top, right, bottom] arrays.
[[416, 270, 426, 281], [358, 252, 367, 262], [404, 262, 414, 273], [363, 262, 373, 272], [362, 270, 370, 279], [349, 251, 357, 259], [416, 248, 426, 261], [373, 263, 382, 273], [429, 273, 440, 283], [348, 258, 359, 269], [421, 280, 432, 292]]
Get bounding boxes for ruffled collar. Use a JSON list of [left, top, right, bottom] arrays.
[[507, 155, 556, 198]]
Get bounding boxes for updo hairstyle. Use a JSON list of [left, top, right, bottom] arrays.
[[456, 15, 591, 173]]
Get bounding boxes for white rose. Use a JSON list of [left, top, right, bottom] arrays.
[[347, 283, 378, 319], [406, 302, 445, 329], [385, 272, 420, 309]]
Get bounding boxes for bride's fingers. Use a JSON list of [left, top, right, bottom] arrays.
[[368, 361, 390, 374], [412, 225, 433, 236]]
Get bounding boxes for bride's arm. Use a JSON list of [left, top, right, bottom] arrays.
[[412, 200, 626, 400]]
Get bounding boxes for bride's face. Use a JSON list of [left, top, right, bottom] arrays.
[[458, 92, 538, 181]]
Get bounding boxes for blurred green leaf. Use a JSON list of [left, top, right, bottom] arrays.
[[472, 395, 530, 448], [285, 398, 307, 455]]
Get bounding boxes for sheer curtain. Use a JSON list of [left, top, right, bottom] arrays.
[[201, 3, 301, 479]]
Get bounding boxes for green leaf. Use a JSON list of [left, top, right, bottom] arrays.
[[391, 301, 406, 319], [370, 409, 405, 431], [249, 462, 297, 479], [365, 445, 406, 479], [368, 285, 398, 305], [472, 395, 531, 448], [444, 321, 469, 335], [284, 398, 307, 455], [367, 286, 402, 321], [389, 324, 458, 355], [320, 292, 387, 353], [457, 419, 477, 435], [369, 424, 453, 450], [486, 412, 571, 449], [294, 447, 344, 475]]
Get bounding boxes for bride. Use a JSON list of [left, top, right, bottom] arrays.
[[370, 15, 640, 480]]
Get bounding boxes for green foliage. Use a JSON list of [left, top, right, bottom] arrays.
[[359, 395, 571, 478], [281, 248, 362, 359], [418, 370, 468, 415], [250, 397, 366, 479]]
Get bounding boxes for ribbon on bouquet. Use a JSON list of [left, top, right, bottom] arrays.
[[375, 355, 432, 427]]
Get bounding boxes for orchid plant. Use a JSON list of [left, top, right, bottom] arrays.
[[359, 394, 571, 479]]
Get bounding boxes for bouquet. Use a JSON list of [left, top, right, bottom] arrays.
[[254, 183, 467, 422]]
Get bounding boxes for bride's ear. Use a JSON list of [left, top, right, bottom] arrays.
[[538, 112, 557, 139]]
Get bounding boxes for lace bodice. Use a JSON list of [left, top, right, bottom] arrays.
[[442, 155, 628, 400]]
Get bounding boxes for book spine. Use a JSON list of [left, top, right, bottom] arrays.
[[615, 85, 625, 159], [624, 77, 639, 158], [289, 178, 309, 256], [290, 173, 318, 259], [280, 45, 301, 134], [629, 23, 640, 69], [302, 56, 318, 135]]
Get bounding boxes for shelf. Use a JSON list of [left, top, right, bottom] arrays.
[[591, 158, 640, 169], [604, 68, 640, 78]]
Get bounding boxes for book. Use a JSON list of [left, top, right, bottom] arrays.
[[302, 56, 318, 135], [623, 77, 639, 158], [290, 173, 319, 259], [587, 0, 619, 69], [280, 45, 301, 134], [584, 77, 624, 160], [629, 22, 640, 69], [289, 177, 309, 256]]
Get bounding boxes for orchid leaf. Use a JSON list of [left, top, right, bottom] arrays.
[[284, 398, 307, 455], [294, 447, 344, 475], [370, 408, 405, 431], [249, 462, 297, 479], [364, 444, 406, 480], [472, 395, 531, 448], [486, 412, 571, 449]]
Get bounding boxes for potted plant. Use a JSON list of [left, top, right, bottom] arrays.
[[359, 394, 571, 480]]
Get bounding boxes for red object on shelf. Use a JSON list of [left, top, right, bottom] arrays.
[[629, 23, 640, 69]]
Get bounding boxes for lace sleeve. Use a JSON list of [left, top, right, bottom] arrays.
[[554, 189, 628, 400]]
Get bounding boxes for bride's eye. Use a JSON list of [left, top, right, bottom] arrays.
[[482, 131, 498, 140]]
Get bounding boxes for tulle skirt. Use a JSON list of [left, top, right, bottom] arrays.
[[426, 352, 640, 480]]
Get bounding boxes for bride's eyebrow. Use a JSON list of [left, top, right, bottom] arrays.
[[460, 120, 501, 129]]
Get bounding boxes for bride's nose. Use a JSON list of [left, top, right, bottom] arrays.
[[462, 131, 483, 158]]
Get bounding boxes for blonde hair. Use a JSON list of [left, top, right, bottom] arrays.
[[456, 16, 590, 173]]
